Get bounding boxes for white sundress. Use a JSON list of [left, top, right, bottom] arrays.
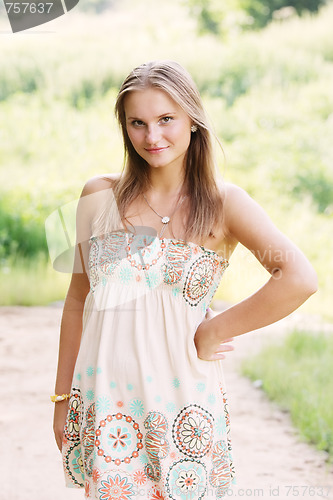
[[61, 217, 235, 499]]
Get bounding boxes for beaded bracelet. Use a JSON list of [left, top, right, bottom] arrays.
[[50, 393, 71, 403]]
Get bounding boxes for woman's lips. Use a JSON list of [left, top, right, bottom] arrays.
[[145, 147, 169, 154]]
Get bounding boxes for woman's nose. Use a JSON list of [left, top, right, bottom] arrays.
[[146, 124, 161, 144]]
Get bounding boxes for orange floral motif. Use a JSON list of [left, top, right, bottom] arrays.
[[92, 468, 101, 484], [98, 473, 134, 500], [133, 469, 147, 485]]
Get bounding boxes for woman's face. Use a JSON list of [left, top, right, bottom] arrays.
[[124, 87, 192, 172]]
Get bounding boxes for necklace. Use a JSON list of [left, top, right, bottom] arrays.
[[142, 192, 187, 238]]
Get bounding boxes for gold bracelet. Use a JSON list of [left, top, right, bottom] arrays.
[[50, 393, 71, 403]]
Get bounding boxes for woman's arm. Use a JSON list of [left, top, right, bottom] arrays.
[[52, 175, 116, 451], [194, 184, 318, 361], [53, 273, 90, 450]]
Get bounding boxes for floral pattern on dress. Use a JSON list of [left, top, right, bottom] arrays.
[[82, 403, 96, 477], [209, 440, 234, 498], [144, 411, 169, 482], [95, 414, 143, 466], [64, 228, 234, 495], [183, 255, 218, 307], [125, 233, 163, 272], [64, 388, 82, 442], [63, 441, 85, 487], [88, 237, 100, 292], [166, 459, 207, 500], [98, 473, 135, 500], [100, 232, 126, 275], [88, 231, 229, 310], [148, 485, 168, 499], [162, 240, 192, 285], [172, 405, 214, 458]]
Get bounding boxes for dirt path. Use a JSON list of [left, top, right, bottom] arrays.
[[0, 306, 332, 500]]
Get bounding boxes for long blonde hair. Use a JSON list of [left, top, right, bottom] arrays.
[[93, 60, 224, 243]]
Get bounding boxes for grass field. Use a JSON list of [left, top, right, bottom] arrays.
[[242, 329, 333, 461], [0, 0, 332, 317]]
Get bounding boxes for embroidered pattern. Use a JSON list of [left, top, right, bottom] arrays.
[[100, 232, 126, 276], [209, 440, 233, 498], [95, 414, 143, 466], [82, 403, 96, 477], [88, 231, 228, 310], [63, 441, 85, 487], [144, 412, 169, 481], [172, 405, 214, 458], [166, 459, 207, 500], [64, 388, 82, 442], [162, 240, 192, 285], [148, 485, 168, 499], [98, 472, 135, 500], [184, 255, 219, 307], [125, 234, 163, 272]]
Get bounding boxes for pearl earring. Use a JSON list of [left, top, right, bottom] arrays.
[[191, 125, 198, 133]]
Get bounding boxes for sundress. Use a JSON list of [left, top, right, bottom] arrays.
[[62, 198, 236, 499]]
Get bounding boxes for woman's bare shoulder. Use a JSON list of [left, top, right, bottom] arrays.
[[81, 173, 122, 197], [218, 181, 249, 201]]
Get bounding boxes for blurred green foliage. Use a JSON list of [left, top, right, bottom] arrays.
[[187, 0, 327, 33], [0, 0, 332, 313]]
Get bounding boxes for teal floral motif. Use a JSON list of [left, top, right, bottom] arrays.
[[166, 402, 177, 413], [196, 382, 206, 393], [76, 373, 81, 381], [127, 383, 134, 391], [120, 266, 133, 284], [139, 453, 149, 465], [216, 415, 227, 436], [201, 301, 208, 313], [173, 377, 180, 388], [130, 398, 144, 418], [207, 393, 216, 405], [110, 381, 117, 389], [171, 286, 182, 297], [86, 389, 95, 401], [96, 396, 111, 414], [146, 375, 153, 383], [96, 367, 102, 375], [154, 395, 162, 403], [145, 270, 160, 289], [86, 366, 94, 377]]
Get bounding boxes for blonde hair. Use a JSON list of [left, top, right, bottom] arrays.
[[93, 60, 224, 243]]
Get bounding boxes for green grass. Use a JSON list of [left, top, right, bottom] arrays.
[[1, 0, 333, 310], [242, 329, 333, 461], [0, 256, 70, 306]]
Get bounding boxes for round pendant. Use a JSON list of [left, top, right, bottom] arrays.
[[161, 216, 170, 224]]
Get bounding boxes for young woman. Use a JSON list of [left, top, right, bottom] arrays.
[[52, 60, 317, 499]]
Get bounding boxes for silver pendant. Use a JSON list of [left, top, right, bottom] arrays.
[[161, 216, 170, 224]]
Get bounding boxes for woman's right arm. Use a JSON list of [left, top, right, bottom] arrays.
[[53, 272, 90, 451], [52, 174, 117, 451]]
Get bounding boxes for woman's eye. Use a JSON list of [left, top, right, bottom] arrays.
[[160, 116, 173, 124], [132, 120, 145, 127]]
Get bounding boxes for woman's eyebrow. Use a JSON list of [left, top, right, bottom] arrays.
[[126, 112, 177, 121]]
